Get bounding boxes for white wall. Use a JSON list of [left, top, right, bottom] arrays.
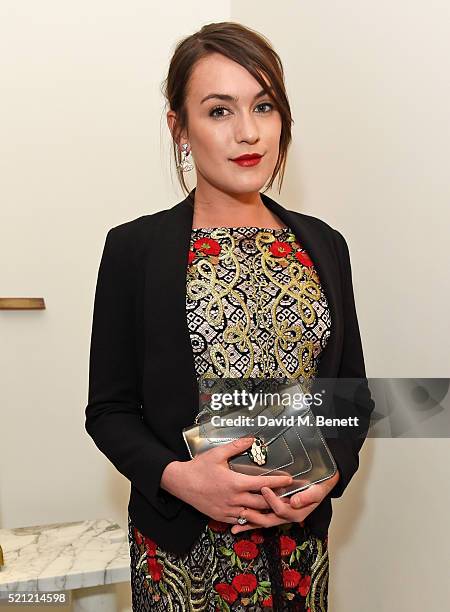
[[1, 1, 449, 610], [231, 2, 450, 609]]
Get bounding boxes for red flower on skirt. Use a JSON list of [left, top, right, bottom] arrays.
[[269, 240, 292, 257], [143, 536, 157, 557], [214, 583, 238, 603], [297, 574, 311, 596], [262, 595, 273, 607], [208, 519, 228, 533], [147, 558, 164, 581], [193, 237, 221, 256], [250, 530, 264, 544], [231, 573, 258, 594], [280, 535, 297, 556], [233, 539, 259, 560], [133, 527, 143, 546], [283, 568, 301, 589], [187, 250, 196, 265]]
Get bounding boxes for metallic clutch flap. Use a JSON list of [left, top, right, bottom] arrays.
[[182, 377, 337, 498]]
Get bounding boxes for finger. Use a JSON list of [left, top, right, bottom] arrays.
[[260, 487, 321, 524], [220, 510, 260, 526], [215, 437, 255, 461], [289, 484, 323, 509], [237, 472, 294, 492], [231, 501, 321, 534], [221, 505, 264, 531], [290, 500, 321, 518], [235, 507, 283, 529], [232, 492, 272, 511], [261, 487, 295, 519], [230, 519, 260, 535]]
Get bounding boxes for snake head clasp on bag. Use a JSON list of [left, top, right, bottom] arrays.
[[248, 436, 268, 465]]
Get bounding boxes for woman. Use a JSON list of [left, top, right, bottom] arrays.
[[85, 22, 374, 612]]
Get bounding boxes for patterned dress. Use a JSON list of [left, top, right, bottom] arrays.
[[128, 226, 332, 611]]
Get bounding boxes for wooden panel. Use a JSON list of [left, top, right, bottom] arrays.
[[0, 297, 46, 310]]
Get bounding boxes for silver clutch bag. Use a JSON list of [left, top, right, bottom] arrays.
[[182, 377, 337, 498]]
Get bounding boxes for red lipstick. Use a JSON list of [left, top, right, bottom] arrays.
[[231, 153, 263, 167]]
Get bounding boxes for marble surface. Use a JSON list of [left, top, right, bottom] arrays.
[[0, 519, 131, 592]]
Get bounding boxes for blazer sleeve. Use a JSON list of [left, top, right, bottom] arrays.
[[324, 229, 375, 498], [85, 227, 183, 519]]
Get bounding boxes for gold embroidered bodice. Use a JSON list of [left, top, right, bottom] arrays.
[[186, 226, 332, 384]]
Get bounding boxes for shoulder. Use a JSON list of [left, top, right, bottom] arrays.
[[95, 209, 171, 282], [287, 208, 350, 253], [102, 209, 169, 261], [107, 209, 167, 244]]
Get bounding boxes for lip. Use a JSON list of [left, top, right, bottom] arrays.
[[231, 154, 263, 161], [231, 154, 263, 167]]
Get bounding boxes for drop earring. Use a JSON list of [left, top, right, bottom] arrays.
[[178, 143, 194, 172]]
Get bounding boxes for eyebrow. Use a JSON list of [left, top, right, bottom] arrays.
[[200, 88, 273, 104]]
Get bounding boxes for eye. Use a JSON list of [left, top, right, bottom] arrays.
[[255, 102, 274, 113], [209, 102, 274, 119], [209, 106, 230, 118]]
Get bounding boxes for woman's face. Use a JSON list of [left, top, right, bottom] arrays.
[[174, 52, 282, 196]]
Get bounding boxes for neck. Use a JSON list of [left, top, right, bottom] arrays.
[[191, 184, 285, 229]]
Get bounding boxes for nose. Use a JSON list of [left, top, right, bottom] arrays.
[[234, 111, 259, 144]]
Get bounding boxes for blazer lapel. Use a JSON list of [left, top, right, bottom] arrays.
[[147, 188, 343, 424]]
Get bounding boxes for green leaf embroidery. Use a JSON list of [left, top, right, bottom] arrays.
[[257, 586, 271, 597], [159, 582, 168, 595]]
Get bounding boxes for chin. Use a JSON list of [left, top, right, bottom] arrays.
[[227, 181, 265, 194], [234, 174, 270, 190]]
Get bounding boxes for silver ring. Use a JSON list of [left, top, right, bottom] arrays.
[[237, 516, 248, 525]]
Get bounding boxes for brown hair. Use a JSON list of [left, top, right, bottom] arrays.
[[161, 21, 294, 200]]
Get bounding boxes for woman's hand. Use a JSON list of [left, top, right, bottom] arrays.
[[161, 437, 294, 524], [230, 470, 341, 534]]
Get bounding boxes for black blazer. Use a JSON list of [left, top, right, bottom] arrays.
[[85, 188, 375, 555]]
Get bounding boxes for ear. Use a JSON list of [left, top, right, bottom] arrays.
[[166, 110, 188, 149], [166, 110, 177, 141]]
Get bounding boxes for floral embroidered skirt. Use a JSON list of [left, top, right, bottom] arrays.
[[128, 513, 329, 612]]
